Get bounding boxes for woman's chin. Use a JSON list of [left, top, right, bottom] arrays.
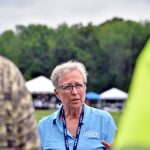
[[70, 102, 82, 109]]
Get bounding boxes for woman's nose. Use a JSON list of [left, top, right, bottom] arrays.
[[71, 86, 78, 94]]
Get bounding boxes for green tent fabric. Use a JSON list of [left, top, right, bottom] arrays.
[[113, 39, 150, 150]]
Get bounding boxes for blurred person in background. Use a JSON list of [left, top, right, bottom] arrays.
[[38, 60, 117, 150], [113, 39, 150, 150], [0, 56, 40, 150]]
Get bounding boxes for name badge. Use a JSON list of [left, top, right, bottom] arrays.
[[83, 130, 99, 138]]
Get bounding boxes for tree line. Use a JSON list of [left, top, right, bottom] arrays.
[[0, 17, 150, 93]]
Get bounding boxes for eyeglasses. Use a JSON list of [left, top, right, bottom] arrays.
[[58, 82, 86, 92]]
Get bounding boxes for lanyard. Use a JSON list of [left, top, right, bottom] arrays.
[[62, 106, 84, 150]]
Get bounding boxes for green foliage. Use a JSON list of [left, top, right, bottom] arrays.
[[16, 24, 56, 79], [0, 30, 20, 65], [0, 18, 150, 92]]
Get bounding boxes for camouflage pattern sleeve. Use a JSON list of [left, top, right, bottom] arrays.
[[0, 56, 41, 150]]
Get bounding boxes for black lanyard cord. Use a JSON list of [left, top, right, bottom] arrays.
[[62, 106, 84, 150]]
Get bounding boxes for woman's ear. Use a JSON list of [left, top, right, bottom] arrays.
[[54, 89, 60, 100]]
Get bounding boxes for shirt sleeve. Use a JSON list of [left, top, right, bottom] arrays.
[[105, 113, 117, 144]]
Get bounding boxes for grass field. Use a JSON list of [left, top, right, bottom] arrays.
[[35, 109, 55, 122], [35, 109, 123, 126]]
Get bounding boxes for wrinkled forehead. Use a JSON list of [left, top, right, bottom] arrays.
[[60, 68, 82, 77], [58, 69, 84, 84]]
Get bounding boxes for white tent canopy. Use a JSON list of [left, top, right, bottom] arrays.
[[25, 76, 55, 94], [100, 87, 128, 100]]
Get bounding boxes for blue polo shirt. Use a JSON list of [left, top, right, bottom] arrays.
[[38, 104, 117, 150]]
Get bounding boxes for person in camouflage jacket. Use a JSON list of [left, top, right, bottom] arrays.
[[0, 56, 40, 150]]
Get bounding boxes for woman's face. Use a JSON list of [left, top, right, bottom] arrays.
[[55, 70, 86, 109]]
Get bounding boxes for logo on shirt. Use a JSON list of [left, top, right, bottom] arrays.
[[83, 130, 99, 138]]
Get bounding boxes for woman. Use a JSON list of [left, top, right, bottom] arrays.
[[38, 60, 117, 150]]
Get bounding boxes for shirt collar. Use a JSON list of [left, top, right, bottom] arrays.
[[82, 103, 91, 124], [52, 103, 90, 124], [53, 105, 63, 124]]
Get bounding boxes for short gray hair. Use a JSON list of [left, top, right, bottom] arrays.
[[50, 60, 88, 88]]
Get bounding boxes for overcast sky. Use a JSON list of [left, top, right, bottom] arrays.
[[0, 0, 150, 33]]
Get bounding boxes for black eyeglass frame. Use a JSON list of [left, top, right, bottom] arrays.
[[57, 82, 86, 91]]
